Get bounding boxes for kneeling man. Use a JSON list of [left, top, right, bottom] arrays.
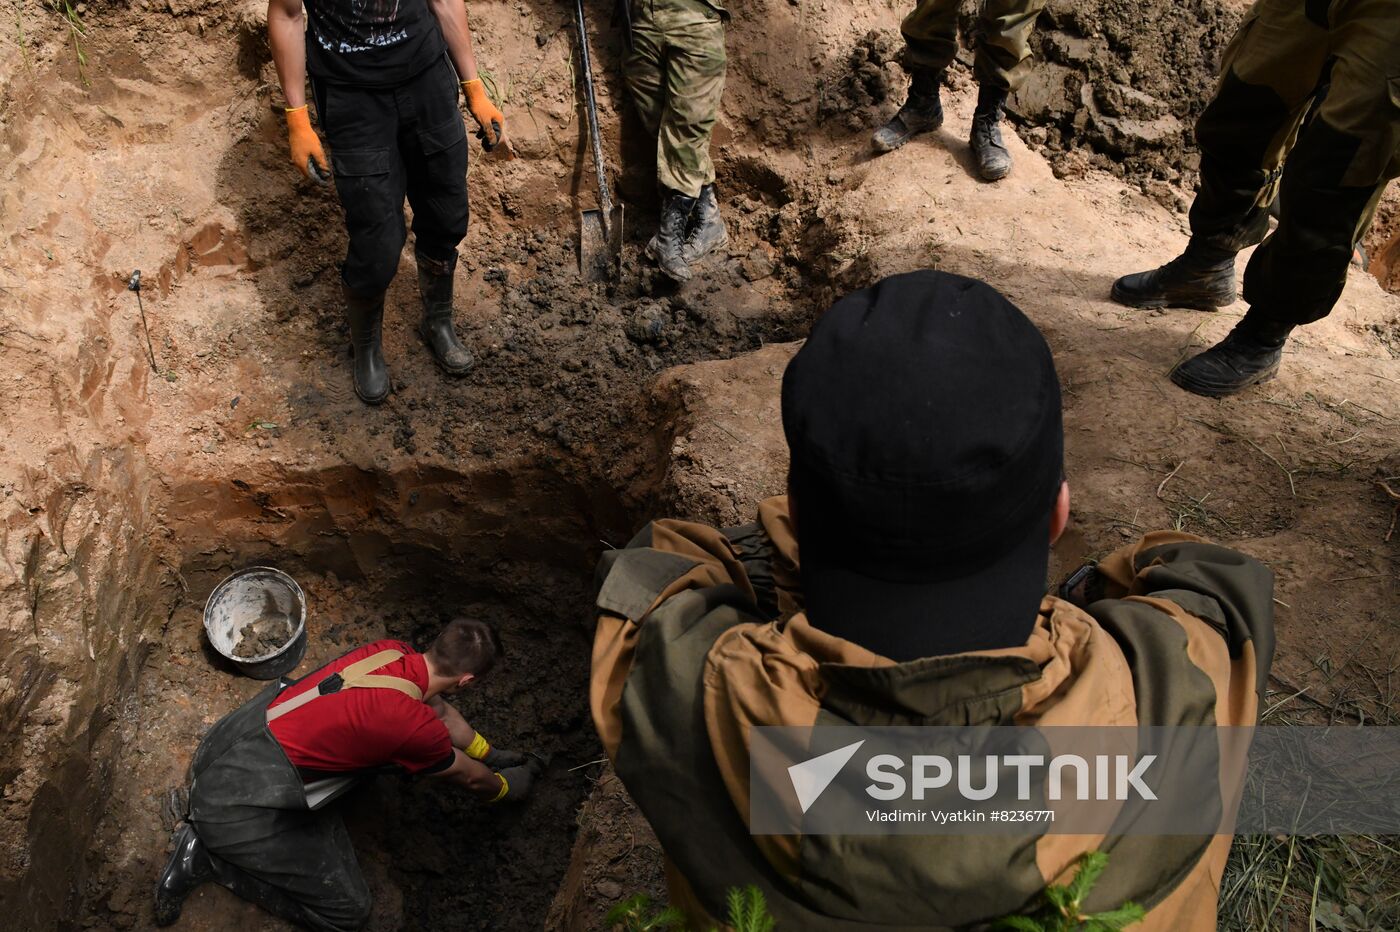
[[155, 618, 542, 930]]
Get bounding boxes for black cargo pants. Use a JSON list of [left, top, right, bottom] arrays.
[[313, 56, 470, 295], [1189, 0, 1400, 328]]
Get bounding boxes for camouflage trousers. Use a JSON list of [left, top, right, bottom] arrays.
[[625, 0, 728, 198], [901, 0, 1047, 92], [1191, 0, 1400, 327]]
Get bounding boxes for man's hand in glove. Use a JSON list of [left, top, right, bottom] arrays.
[[461, 78, 506, 151], [483, 746, 528, 768], [491, 754, 547, 803], [286, 105, 329, 181]]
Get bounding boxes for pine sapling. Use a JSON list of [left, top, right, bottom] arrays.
[[992, 851, 1146, 931]]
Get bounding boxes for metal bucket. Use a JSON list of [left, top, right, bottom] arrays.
[[203, 566, 308, 680]]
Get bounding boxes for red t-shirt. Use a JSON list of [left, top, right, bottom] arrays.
[[267, 639, 454, 776]]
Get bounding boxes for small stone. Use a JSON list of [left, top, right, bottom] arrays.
[[623, 303, 671, 345], [595, 880, 623, 900], [740, 249, 775, 282]]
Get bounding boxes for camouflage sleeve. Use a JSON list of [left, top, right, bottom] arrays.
[[591, 517, 765, 757], [1094, 531, 1275, 661]]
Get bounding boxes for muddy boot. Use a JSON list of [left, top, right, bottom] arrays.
[[1111, 242, 1237, 310], [1169, 314, 1293, 398], [344, 285, 390, 405], [682, 184, 729, 264], [970, 85, 1012, 181], [416, 252, 475, 377], [154, 823, 214, 927], [655, 190, 696, 283], [872, 69, 943, 153]]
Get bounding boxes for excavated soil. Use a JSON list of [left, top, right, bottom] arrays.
[[1, 0, 1398, 929]]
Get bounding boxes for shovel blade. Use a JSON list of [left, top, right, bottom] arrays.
[[579, 208, 610, 281]]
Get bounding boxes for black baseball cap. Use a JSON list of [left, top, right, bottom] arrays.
[[782, 270, 1063, 662]]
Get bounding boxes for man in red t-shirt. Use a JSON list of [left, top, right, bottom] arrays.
[[154, 618, 542, 930]]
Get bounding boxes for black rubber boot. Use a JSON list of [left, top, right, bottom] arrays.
[[416, 252, 475, 377], [970, 85, 1012, 181], [656, 190, 696, 283], [682, 183, 729, 264], [1112, 242, 1237, 310], [873, 69, 944, 153], [1170, 314, 1293, 398], [154, 823, 214, 927], [344, 285, 390, 405]]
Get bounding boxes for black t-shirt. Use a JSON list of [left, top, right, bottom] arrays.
[[303, 0, 448, 87]]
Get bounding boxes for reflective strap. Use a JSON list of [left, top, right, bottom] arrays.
[[350, 673, 423, 700], [266, 649, 422, 723]]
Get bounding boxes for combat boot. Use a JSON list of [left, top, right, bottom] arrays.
[[655, 190, 696, 283], [873, 69, 943, 153], [970, 85, 1012, 181], [1170, 313, 1293, 398], [1112, 242, 1237, 310], [154, 824, 214, 927], [416, 252, 475, 377], [344, 284, 390, 405], [682, 183, 728, 264]]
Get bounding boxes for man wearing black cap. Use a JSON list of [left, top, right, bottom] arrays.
[[590, 270, 1276, 929]]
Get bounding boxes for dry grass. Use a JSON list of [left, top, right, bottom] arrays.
[[1220, 673, 1400, 930]]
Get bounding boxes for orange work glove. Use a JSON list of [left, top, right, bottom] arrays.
[[461, 78, 506, 151], [285, 105, 330, 181]]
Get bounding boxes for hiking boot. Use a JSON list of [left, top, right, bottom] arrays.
[[344, 284, 389, 405], [416, 252, 475, 377], [872, 70, 943, 153], [154, 823, 214, 927], [1112, 243, 1237, 310], [655, 190, 696, 283], [1170, 315, 1293, 398], [970, 85, 1012, 181], [682, 183, 728, 264]]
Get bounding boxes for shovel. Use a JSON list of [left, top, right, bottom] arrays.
[[574, 0, 623, 279]]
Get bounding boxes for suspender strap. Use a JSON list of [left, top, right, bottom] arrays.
[[266, 649, 424, 723]]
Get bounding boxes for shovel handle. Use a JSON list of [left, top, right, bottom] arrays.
[[575, 0, 615, 218]]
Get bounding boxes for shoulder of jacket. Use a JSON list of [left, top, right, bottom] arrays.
[[596, 546, 703, 622]]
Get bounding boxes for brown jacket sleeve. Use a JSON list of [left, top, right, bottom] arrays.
[[590, 519, 761, 758], [1093, 530, 1276, 712]]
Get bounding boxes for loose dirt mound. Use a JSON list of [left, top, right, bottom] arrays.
[[1015, 0, 1246, 193]]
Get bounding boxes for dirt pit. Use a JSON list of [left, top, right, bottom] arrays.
[[78, 461, 631, 931]]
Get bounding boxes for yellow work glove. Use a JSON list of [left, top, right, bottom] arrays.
[[286, 105, 330, 181], [461, 78, 505, 151], [490, 757, 544, 803]]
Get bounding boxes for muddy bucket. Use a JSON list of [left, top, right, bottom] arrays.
[[203, 566, 308, 680]]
